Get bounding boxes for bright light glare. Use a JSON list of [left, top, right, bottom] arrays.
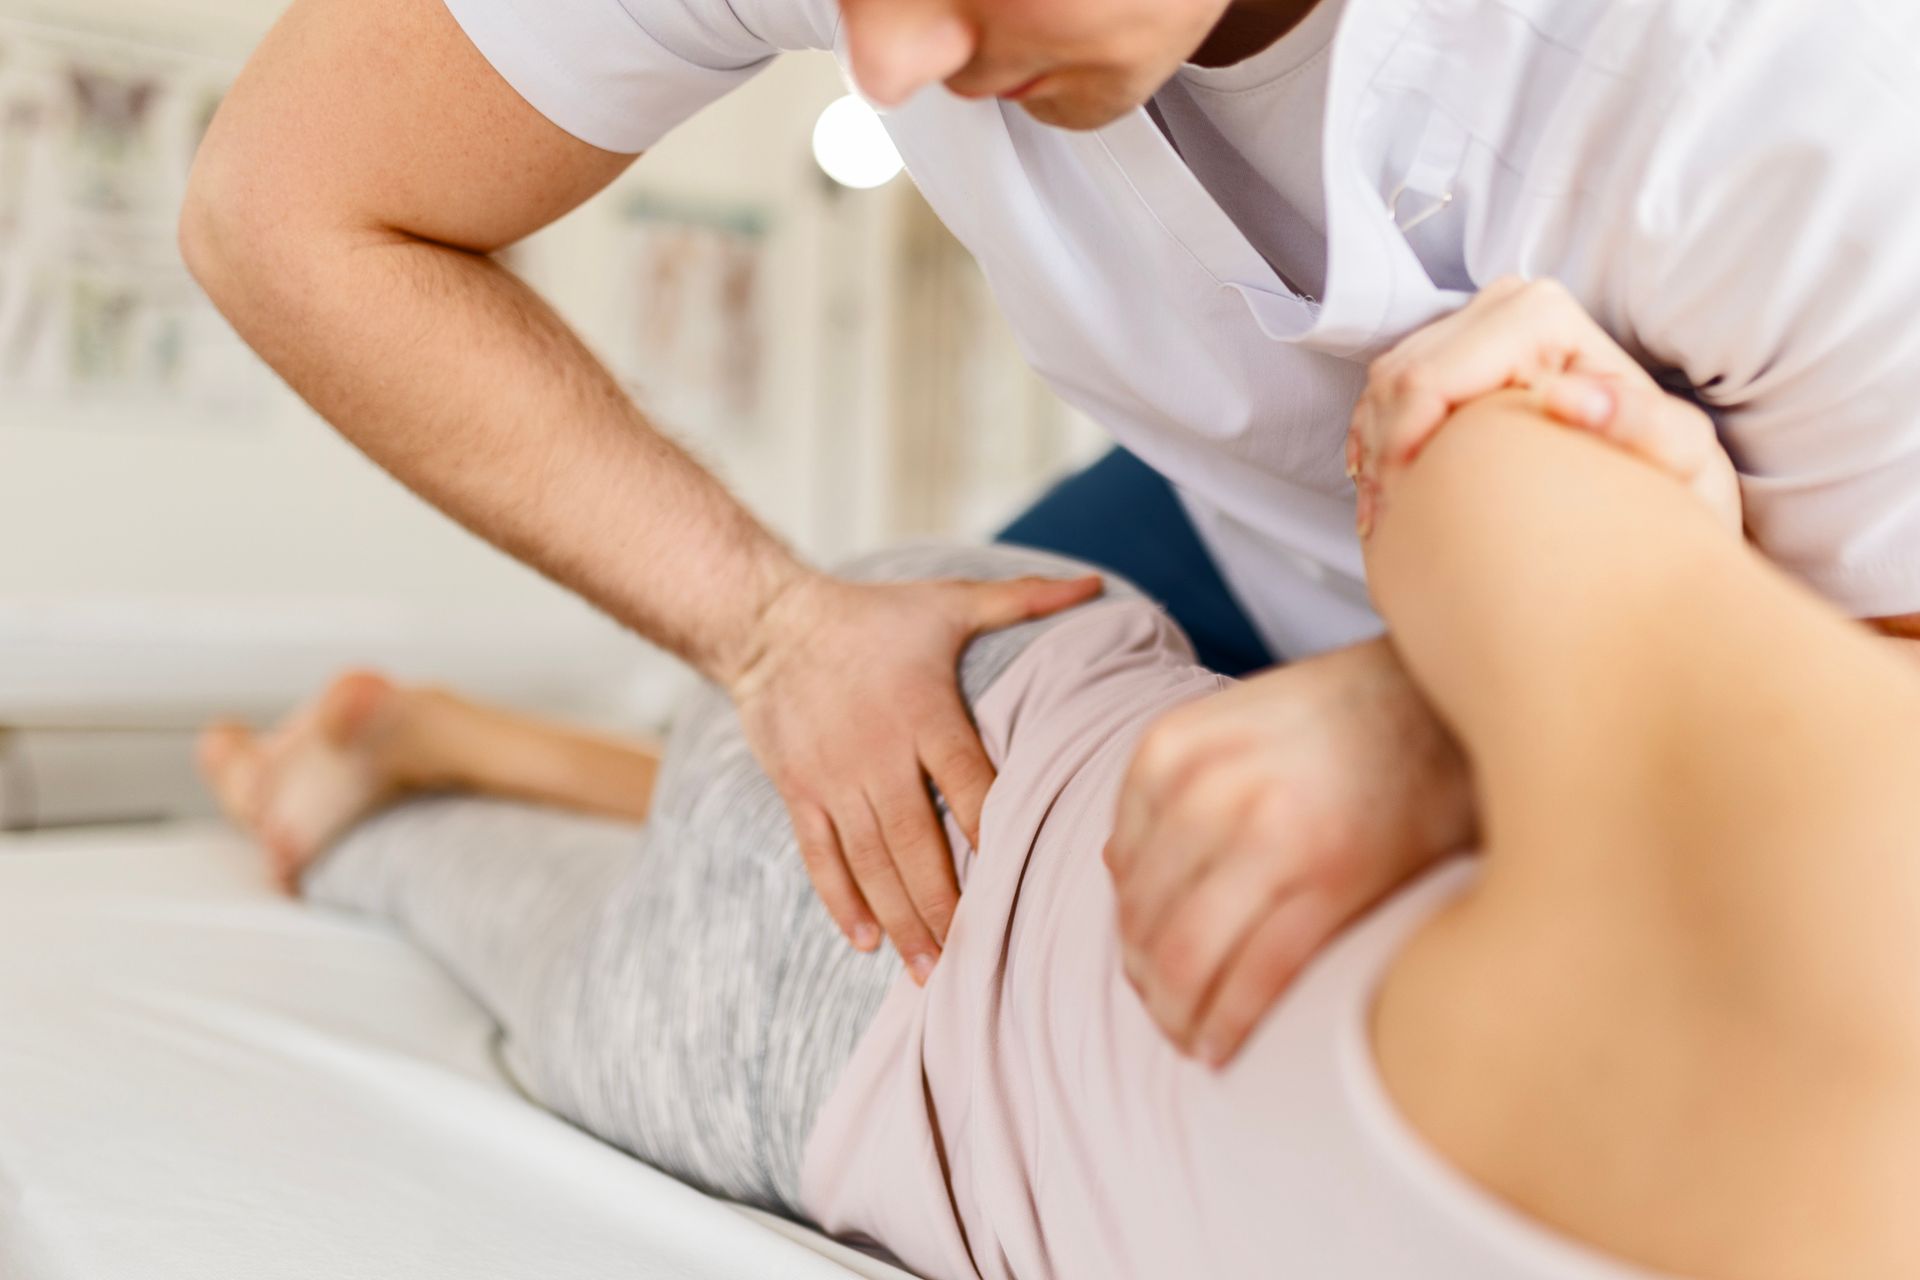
[[811, 95, 904, 190]]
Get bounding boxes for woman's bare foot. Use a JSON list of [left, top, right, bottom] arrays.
[[197, 670, 449, 890], [202, 671, 664, 891]]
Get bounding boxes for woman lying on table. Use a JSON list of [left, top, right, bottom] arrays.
[[202, 290, 1920, 1279]]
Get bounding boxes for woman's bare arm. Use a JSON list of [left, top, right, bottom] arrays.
[[1362, 391, 1920, 1280]]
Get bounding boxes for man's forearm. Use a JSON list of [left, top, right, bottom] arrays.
[[185, 215, 805, 683], [183, 0, 1063, 972]]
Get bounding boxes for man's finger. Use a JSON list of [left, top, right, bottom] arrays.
[[1114, 756, 1272, 956], [866, 773, 963, 947], [1540, 375, 1719, 476], [921, 693, 997, 847], [789, 798, 880, 951], [1535, 371, 1620, 431], [836, 795, 941, 983], [1105, 751, 1179, 881], [1136, 832, 1310, 1051], [1189, 890, 1339, 1067], [1105, 703, 1225, 882], [1362, 278, 1649, 473], [965, 574, 1103, 632]]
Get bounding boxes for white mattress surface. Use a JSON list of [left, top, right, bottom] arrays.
[[0, 821, 917, 1280]]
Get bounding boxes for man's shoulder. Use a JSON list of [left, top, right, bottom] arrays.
[[1417, 0, 1916, 176], [1418, 0, 1912, 79], [441, 0, 838, 152], [643, 0, 837, 55]]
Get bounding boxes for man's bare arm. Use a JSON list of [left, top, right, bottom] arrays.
[[181, 0, 1099, 976], [180, 0, 799, 676]]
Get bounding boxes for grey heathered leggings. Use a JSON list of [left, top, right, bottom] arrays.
[[301, 544, 1144, 1218]]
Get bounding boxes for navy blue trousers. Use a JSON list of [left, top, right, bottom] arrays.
[[995, 448, 1276, 678]]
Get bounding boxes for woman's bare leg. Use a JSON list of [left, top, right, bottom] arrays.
[[198, 670, 661, 885], [1365, 392, 1920, 1279]]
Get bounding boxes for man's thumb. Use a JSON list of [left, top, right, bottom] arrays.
[[968, 574, 1103, 631]]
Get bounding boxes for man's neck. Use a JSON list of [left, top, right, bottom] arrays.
[[1191, 0, 1323, 68]]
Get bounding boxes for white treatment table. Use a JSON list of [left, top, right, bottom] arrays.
[[0, 821, 919, 1280]]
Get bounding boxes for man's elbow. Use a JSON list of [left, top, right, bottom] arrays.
[[179, 147, 270, 323], [177, 162, 234, 302], [177, 140, 326, 326]]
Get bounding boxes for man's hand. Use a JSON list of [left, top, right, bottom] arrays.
[[1347, 276, 1741, 537], [1105, 639, 1473, 1065], [729, 572, 1101, 982], [1345, 277, 1654, 485]]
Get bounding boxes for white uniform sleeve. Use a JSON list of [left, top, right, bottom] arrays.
[[441, 0, 833, 153], [1624, 1, 1920, 618]]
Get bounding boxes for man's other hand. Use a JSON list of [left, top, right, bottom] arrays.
[[1106, 640, 1474, 1065]]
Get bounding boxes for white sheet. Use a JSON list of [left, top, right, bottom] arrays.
[[0, 821, 918, 1280]]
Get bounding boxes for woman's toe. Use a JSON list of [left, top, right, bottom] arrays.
[[196, 720, 249, 779], [260, 822, 305, 891], [317, 669, 395, 748], [197, 721, 266, 829]]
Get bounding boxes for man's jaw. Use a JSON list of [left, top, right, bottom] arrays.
[[1006, 69, 1162, 131]]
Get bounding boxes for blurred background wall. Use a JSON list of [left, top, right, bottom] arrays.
[[0, 0, 1103, 827]]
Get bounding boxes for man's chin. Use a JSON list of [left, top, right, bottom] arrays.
[[1014, 92, 1141, 131]]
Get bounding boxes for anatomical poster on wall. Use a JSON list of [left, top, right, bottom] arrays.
[[611, 194, 770, 445], [0, 15, 270, 425]]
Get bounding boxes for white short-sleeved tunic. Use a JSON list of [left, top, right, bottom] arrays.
[[445, 0, 1920, 656]]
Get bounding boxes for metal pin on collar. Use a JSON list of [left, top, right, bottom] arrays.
[[1386, 181, 1453, 234]]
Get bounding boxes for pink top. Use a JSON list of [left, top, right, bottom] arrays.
[[801, 600, 1658, 1280]]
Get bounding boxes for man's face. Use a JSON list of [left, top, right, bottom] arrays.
[[839, 0, 1234, 130]]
